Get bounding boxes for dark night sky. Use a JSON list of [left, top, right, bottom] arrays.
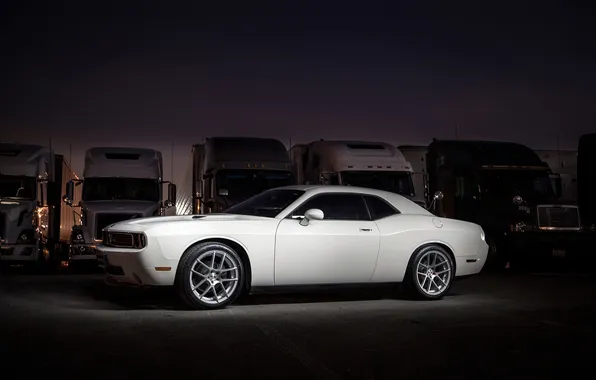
[[1, 0, 595, 158]]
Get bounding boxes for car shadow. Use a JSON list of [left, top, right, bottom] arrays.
[[83, 280, 459, 311], [82, 278, 187, 310]]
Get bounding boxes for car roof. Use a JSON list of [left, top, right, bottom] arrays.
[[274, 185, 432, 216]]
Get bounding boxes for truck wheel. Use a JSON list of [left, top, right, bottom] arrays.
[[403, 245, 454, 300], [176, 242, 244, 310]]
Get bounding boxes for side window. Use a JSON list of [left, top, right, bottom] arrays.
[[292, 193, 370, 221], [364, 195, 399, 220]]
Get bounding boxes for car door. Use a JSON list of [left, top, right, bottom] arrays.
[[274, 193, 381, 285]]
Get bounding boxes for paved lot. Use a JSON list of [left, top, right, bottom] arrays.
[[1, 268, 595, 379]]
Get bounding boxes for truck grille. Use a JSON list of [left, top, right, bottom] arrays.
[[537, 205, 580, 230], [0, 212, 5, 239], [95, 213, 141, 238]]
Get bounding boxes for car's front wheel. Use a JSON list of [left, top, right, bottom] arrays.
[[404, 245, 454, 300], [176, 242, 244, 310]]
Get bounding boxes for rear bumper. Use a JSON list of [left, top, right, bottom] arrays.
[[455, 239, 489, 277]]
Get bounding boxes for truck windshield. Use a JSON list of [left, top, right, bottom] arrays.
[[340, 171, 415, 197], [216, 169, 294, 200], [480, 169, 555, 201], [224, 189, 305, 218], [82, 177, 160, 202], [0, 175, 36, 200]]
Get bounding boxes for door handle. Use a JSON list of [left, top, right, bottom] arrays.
[[359, 228, 372, 232]]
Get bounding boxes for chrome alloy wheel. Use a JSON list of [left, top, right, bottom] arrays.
[[415, 249, 452, 296], [189, 249, 240, 305]]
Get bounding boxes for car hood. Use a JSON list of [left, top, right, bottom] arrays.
[[106, 213, 273, 230]]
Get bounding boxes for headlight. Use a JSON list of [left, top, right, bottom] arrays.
[[103, 231, 147, 249], [480, 229, 485, 241]]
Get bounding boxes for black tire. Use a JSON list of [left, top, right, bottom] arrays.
[[403, 244, 455, 300], [176, 242, 245, 310]]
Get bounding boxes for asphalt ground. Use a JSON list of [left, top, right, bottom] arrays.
[[1, 265, 595, 379]]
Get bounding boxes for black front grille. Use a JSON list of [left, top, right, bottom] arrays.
[[106, 232, 134, 248], [95, 213, 141, 238], [0, 212, 5, 239], [537, 206, 580, 229]]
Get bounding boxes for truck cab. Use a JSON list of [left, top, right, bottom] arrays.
[[63, 147, 176, 262], [426, 139, 584, 265], [290, 140, 419, 205], [178, 137, 294, 215], [1, 143, 81, 269]]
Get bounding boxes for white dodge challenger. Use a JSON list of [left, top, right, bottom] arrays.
[[96, 185, 488, 310]]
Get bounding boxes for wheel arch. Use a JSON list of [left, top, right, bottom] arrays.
[[407, 241, 457, 275], [175, 236, 253, 293]]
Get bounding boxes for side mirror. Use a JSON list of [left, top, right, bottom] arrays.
[[549, 174, 562, 198], [167, 183, 177, 207], [299, 208, 324, 226], [63, 180, 74, 206], [197, 179, 204, 198], [428, 190, 443, 212]]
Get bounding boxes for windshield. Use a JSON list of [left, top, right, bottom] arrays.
[[223, 189, 305, 218], [0, 175, 36, 200], [340, 171, 414, 197], [82, 177, 160, 202], [480, 169, 555, 201], [216, 169, 295, 200]]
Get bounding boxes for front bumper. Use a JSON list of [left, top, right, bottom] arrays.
[[0, 244, 39, 262], [96, 245, 177, 286], [506, 230, 596, 260], [69, 244, 99, 262]]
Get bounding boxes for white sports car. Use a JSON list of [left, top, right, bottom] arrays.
[[96, 185, 488, 310]]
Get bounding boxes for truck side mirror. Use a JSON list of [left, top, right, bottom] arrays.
[[428, 191, 443, 212], [197, 179, 204, 198], [63, 180, 74, 206], [167, 183, 177, 207], [549, 174, 562, 199]]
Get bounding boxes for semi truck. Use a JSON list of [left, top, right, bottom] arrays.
[[63, 147, 176, 263], [535, 149, 578, 203], [0, 143, 81, 270], [423, 139, 588, 267], [578, 134, 596, 231], [289, 140, 419, 205], [177, 137, 294, 215]]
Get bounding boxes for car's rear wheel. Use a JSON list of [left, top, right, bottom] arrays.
[[404, 245, 454, 300], [176, 242, 244, 310]]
